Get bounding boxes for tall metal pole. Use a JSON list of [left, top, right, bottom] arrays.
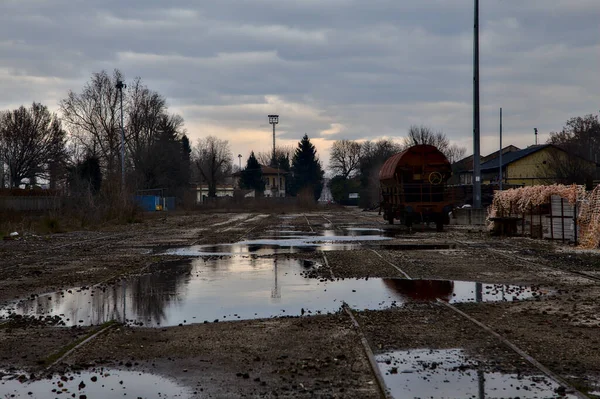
[[499, 108, 503, 191], [272, 123, 276, 164], [473, 0, 482, 208], [268, 115, 280, 197], [274, 123, 279, 197], [116, 80, 127, 189]]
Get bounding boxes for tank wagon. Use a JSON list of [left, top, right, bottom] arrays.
[[379, 144, 453, 230]]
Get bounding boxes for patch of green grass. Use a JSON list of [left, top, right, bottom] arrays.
[[37, 216, 63, 234], [564, 377, 598, 398], [41, 320, 118, 367]]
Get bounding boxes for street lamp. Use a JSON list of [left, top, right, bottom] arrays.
[[268, 115, 280, 197], [116, 80, 127, 189]]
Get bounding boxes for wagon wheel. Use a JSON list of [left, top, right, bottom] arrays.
[[428, 171, 443, 185]]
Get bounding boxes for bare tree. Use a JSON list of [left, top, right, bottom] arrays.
[[0, 103, 67, 188], [403, 125, 450, 152], [403, 125, 466, 163], [445, 144, 467, 163], [193, 136, 232, 197], [358, 139, 402, 208], [126, 77, 168, 175], [256, 145, 295, 166], [544, 148, 594, 187], [60, 69, 124, 177], [329, 140, 362, 178], [548, 114, 600, 162]]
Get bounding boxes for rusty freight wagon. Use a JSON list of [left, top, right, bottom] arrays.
[[379, 144, 453, 230]]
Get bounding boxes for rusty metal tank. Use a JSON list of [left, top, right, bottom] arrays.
[[379, 144, 453, 229]]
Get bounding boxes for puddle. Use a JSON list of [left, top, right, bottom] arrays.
[[1, 257, 547, 327], [164, 231, 392, 256], [0, 369, 191, 398], [385, 279, 547, 303], [376, 348, 577, 398], [160, 227, 414, 257]]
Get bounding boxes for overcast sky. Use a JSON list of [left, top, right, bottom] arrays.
[[1, 0, 599, 169]]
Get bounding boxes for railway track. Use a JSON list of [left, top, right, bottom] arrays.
[[303, 214, 315, 232], [454, 239, 600, 283], [349, 247, 591, 399]]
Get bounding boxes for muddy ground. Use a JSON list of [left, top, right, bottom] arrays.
[[1, 207, 600, 398]]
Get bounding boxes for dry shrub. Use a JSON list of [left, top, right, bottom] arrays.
[[0, 181, 143, 237], [69, 182, 142, 227], [297, 187, 317, 208], [194, 193, 319, 213]]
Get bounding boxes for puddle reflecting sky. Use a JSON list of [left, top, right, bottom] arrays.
[[376, 348, 577, 399], [1, 257, 547, 327], [163, 229, 395, 256], [0, 369, 191, 398]]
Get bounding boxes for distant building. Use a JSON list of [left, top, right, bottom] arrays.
[[232, 165, 287, 197], [451, 145, 520, 185], [194, 184, 235, 203], [458, 144, 596, 186]]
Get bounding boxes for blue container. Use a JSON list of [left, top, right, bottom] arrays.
[[164, 197, 176, 211], [134, 195, 159, 211]]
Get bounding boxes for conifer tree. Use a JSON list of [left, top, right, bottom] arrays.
[[239, 151, 265, 194], [290, 134, 324, 201]]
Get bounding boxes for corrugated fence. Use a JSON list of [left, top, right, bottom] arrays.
[[0, 196, 64, 211]]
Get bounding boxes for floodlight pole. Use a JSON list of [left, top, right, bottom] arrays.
[[473, 0, 482, 209], [238, 154, 242, 170], [116, 80, 127, 189], [499, 108, 503, 191], [268, 115, 280, 197]]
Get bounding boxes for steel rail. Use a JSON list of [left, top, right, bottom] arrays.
[[362, 249, 590, 398]]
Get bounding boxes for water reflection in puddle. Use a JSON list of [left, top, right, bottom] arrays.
[[376, 348, 576, 399], [0, 369, 191, 398], [1, 257, 547, 327], [164, 232, 392, 256]]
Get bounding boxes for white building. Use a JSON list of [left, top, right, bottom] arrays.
[[194, 184, 235, 203], [232, 165, 287, 197]]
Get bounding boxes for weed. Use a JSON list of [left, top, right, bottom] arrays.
[[41, 217, 61, 234], [42, 320, 117, 366]]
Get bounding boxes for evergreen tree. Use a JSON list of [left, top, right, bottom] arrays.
[[290, 134, 324, 201], [68, 153, 102, 194], [275, 153, 291, 195], [181, 134, 192, 188], [143, 116, 190, 197], [239, 152, 265, 194]]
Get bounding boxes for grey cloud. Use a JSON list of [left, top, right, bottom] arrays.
[[0, 0, 599, 166]]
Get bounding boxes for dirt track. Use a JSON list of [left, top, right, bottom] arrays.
[[1, 207, 600, 398]]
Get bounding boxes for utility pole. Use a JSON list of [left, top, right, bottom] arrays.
[[473, 0, 482, 209], [499, 108, 503, 191], [268, 115, 280, 197], [116, 80, 127, 189]]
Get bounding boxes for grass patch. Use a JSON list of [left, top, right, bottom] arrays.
[[40, 216, 62, 234], [40, 320, 118, 367], [565, 377, 599, 398]]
